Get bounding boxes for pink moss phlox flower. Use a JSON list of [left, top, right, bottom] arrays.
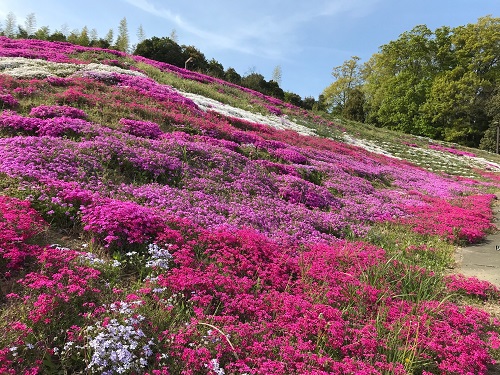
[[81, 198, 167, 246], [0, 196, 47, 271], [119, 118, 163, 139], [395, 193, 495, 243], [29, 105, 88, 119], [429, 143, 476, 158], [444, 274, 500, 299], [270, 147, 308, 164], [0, 93, 18, 108]]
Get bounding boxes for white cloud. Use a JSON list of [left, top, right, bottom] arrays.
[[123, 0, 381, 62], [124, 0, 256, 54], [318, 0, 381, 18], [123, 0, 314, 60]]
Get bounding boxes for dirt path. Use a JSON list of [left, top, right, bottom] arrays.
[[454, 194, 500, 287]]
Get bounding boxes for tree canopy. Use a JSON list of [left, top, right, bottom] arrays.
[[324, 16, 500, 149]]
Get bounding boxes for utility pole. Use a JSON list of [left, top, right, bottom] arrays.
[[496, 121, 499, 154]]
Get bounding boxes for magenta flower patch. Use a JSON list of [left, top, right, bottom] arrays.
[[0, 36, 499, 375]]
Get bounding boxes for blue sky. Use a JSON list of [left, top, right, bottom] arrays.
[[1, 0, 498, 98]]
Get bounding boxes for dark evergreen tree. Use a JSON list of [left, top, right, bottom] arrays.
[[206, 58, 225, 78], [224, 67, 242, 85], [134, 36, 185, 67], [284, 92, 303, 107]]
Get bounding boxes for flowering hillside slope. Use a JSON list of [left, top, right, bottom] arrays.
[[1, 37, 500, 375]]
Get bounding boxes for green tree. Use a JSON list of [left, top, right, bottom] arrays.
[[224, 67, 241, 84], [479, 125, 498, 152], [16, 26, 28, 39], [242, 73, 284, 99], [479, 85, 500, 151], [48, 31, 67, 42], [206, 58, 225, 78], [302, 96, 317, 110], [362, 17, 499, 147], [34, 26, 50, 40], [266, 80, 284, 100], [343, 87, 366, 122], [4, 12, 16, 37], [322, 56, 363, 115], [313, 94, 327, 112], [421, 16, 499, 145], [284, 91, 303, 107], [24, 13, 36, 37], [181, 45, 208, 71], [78, 26, 91, 46], [66, 29, 80, 45], [242, 72, 267, 92], [115, 17, 129, 52], [105, 29, 114, 45], [363, 25, 438, 133], [91, 38, 111, 48], [134, 36, 185, 67], [422, 68, 491, 145], [90, 28, 99, 44]]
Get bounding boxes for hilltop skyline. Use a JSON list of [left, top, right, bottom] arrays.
[[1, 0, 498, 98]]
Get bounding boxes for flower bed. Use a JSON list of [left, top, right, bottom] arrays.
[[0, 37, 499, 374]]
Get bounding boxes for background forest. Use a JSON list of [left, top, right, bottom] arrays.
[[323, 16, 500, 150]]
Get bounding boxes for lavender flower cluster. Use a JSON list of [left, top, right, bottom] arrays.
[[85, 302, 154, 374]]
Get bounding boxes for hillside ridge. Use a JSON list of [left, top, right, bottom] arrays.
[[1, 37, 500, 375]]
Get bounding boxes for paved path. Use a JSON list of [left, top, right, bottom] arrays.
[[454, 194, 500, 287], [453, 195, 500, 374]]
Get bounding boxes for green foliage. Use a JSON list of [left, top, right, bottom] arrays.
[[322, 56, 363, 116], [134, 36, 185, 67], [181, 45, 208, 71], [241, 72, 285, 100], [206, 58, 224, 78], [358, 16, 500, 148], [481, 87, 500, 151], [366, 222, 455, 271], [479, 124, 498, 152], [284, 91, 303, 107], [224, 67, 242, 84], [115, 17, 130, 52], [48, 31, 67, 42], [343, 87, 365, 122], [33, 26, 50, 40]]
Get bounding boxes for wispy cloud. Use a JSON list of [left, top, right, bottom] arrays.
[[124, 0, 259, 54], [317, 0, 381, 17], [123, 0, 380, 61], [124, 0, 320, 59]]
